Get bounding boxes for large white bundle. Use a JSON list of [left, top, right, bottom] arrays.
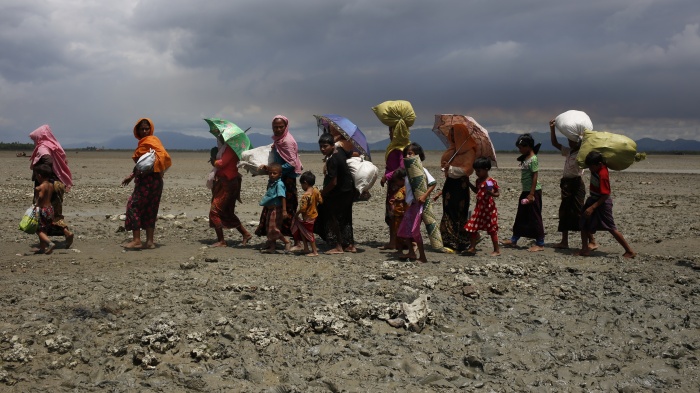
[[238, 144, 273, 176], [554, 110, 593, 142], [346, 156, 378, 194]]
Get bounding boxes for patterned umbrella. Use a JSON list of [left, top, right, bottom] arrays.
[[203, 118, 252, 159], [433, 114, 497, 166], [314, 114, 371, 160]]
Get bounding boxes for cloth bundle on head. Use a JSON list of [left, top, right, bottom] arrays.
[[132, 118, 172, 173], [440, 124, 477, 176], [271, 115, 303, 174], [29, 125, 73, 191], [372, 100, 415, 161]]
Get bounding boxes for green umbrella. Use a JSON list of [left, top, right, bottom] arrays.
[[203, 118, 253, 159]]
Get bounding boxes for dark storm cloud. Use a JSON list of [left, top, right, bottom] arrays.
[[0, 0, 699, 144]]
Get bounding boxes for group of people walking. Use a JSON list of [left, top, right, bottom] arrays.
[[25, 104, 635, 260]]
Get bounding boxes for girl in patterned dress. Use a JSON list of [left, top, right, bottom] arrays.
[[463, 157, 500, 256]]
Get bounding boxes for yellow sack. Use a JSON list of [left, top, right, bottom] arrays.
[[577, 130, 646, 171], [371, 100, 416, 128]]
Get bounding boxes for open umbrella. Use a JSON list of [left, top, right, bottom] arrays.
[[314, 114, 371, 160], [433, 114, 497, 166], [203, 118, 252, 159]]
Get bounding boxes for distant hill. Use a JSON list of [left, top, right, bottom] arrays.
[[66, 129, 700, 153]]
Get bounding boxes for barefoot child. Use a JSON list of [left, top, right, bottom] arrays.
[[463, 157, 501, 256], [33, 164, 57, 254], [578, 151, 635, 258], [549, 119, 596, 250], [502, 134, 545, 252], [395, 143, 437, 263], [290, 171, 323, 256], [259, 162, 291, 253]]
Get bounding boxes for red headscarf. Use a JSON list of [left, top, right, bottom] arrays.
[[132, 118, 172, 173], [29, 125, 73, 191], [271, 115, 303, 174]]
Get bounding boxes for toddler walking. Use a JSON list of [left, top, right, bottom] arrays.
[[259, 162, 291, 253], [290, 171, 323, 256], [389, 168, 407, 239], [578, 151, 635, 258], [463, 157, 501, 256], [502, 134, 545, 251], [33, 164, 57, 254]]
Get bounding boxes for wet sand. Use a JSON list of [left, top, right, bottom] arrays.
[[0, 151, 698, 391]]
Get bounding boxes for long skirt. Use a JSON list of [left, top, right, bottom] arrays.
[[291, 218, 316, 242], [264, 206, 285, 241], [512, 190, 544, 240], [209, 175, 242, 229], [558, 176, 585, 232], [580, 197, 617, 233], [256, 176, 297, 237], [385, 181, 402, 227], [34, 180, 70, 236], [125, 172, 163, 231], [398, 203, 423, 241], [439, 176, 471, 251], [314, 191, 354, 247]]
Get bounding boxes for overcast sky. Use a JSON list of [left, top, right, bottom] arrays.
[[1, 0, 699, 145]]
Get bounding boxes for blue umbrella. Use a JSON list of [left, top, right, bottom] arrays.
[[314, 114, 371, 161]]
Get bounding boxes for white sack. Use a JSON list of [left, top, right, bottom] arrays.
[[238, 144, 273, 176], [554, 110, 593, 142], [346, 156, 378, 194]]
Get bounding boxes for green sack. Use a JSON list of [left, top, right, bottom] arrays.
[[19, 206, 39, 234], [577, 130, 646, 171], [371, 100, 416, 128]]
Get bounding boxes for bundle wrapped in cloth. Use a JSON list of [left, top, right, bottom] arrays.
[[404, 155, 443, 251], [577, 130, 646, 171], [346, 156, 378, 195], [372, 100, 416, 129], [238, 144, 273, 176], [554, 110, 593, 142]]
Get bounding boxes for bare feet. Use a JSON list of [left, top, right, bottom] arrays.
[[623, 251, 636, 259], [241, 234, 252, 246], [142, 242, 156, 249], [65, 232, 74, 249], [123, 240, 142, 249], [344, 245, 357, 253], [527, 245, 545, 252], [588, 242, 599, 251], [552, 242, 569, 249], [500, 239, 517, 248], [461, 248, 476, 256], [306, 252, 319, 257], [289, 245, 304, 252], [490, 250, 501, 256], [576, 249, 591, 257], [325, 249, 344, 255], [210, 241, 227, 248], [45, 242, 56, 255], [284, 242, 291, 253]]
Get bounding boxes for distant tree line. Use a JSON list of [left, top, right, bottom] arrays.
[[0, 142, 33, 150]]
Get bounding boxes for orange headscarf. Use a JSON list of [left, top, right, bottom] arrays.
[[440, 124, 476, 176], [132, 118, 172, 173]]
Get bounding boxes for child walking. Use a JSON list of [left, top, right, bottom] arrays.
[[549, 119, 597, 250], [389, 168, 407, 240], [395, 143, 437, 263], [463, 157, 501, 256], [578, 151, 635, 258], [259, 162, 291, 253], [502, 134, 545, 251], [33, 164, 57, 254], [290, 171, 323, 256]]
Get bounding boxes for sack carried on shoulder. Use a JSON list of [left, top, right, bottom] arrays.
[[238, 144, 273, 176], [136, 149, 157, 172], [19, 206, 39, 234], [346, 156, 378, 195]]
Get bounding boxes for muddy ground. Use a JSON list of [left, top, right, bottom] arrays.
[[0, 150, 698, 392]]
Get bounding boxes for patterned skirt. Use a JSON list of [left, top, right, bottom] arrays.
[[209, 175, 242, 229], [439, 177, 471, 251], [256, 176, 297, 237], [125, 172, 163, 231]]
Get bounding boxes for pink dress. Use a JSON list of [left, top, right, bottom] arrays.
[[464, 177, 499, 235]]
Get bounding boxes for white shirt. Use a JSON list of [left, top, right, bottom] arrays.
[[561, 147, 584, 178]]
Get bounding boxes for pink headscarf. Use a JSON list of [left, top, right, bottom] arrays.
[[271, 115, 303, 174], [29, 125, 73, 191]]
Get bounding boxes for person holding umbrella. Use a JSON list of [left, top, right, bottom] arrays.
[[121, 118, 171, 249], [29, 125, 74, 249], [205, 118, 253, 247], [255, 115, 303, 245]]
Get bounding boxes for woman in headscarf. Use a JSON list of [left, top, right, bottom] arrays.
[[439, 124, 477, 252], [255, 115, 303, 244], [29, 125, 74, 248], [120, 118, 172, 249], [208, 135, 252, 247], [372, 100, 414, 250]]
